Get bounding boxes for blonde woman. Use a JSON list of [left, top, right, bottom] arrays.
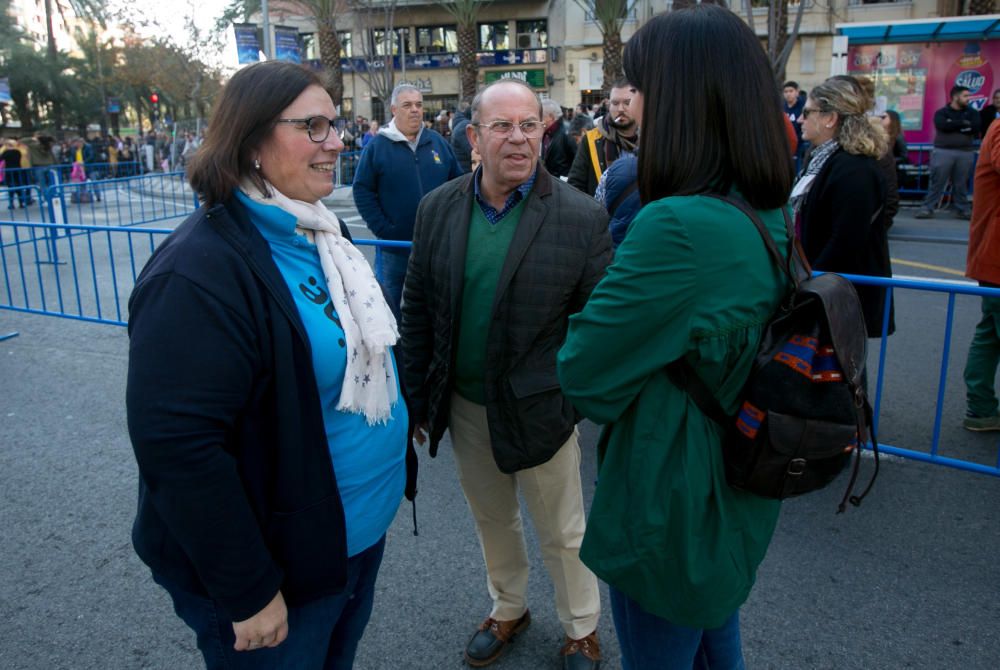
[[793, 76, 893, 338]]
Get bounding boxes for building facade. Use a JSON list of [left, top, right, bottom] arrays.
[[250, 0, 992, 122]]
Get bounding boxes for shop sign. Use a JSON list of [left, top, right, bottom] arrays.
[[484, 69, 546, 88]]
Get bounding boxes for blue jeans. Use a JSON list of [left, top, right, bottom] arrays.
[[609, 586, 746, 670], [375, 247, 410, 322], [153, 536, 386, 670]]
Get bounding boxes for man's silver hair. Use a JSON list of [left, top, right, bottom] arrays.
[[541, 99, 563, 121], [470, 79, 542, 124], [391, 83, 422, 106]]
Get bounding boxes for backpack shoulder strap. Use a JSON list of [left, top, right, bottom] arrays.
[[607, 181, 639, 219], [665, 358, 732, 425], [702, 193, 797, 286]]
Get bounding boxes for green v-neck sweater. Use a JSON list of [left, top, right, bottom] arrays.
[[454, 198, 529, 404]]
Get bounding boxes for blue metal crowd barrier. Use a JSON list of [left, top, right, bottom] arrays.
[[0, 221, 170, 326], [45, 171, 198, 230], [0, 185, 49, 224], [337, 151, 362, 187], [2, 219, 998, 480], [2, 162, 145, 194], [841, 271, 1000, 477]]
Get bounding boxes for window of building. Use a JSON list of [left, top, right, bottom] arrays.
[[371, 28, 410, 56], [799, 37, 816, 74], [301, 33, 319, 60], [300, 31, 352, 60], [416, 25, 457, 53], [514, 20, 547, 49], [479, 22, 509, 51], [372, 97, 386, 124]]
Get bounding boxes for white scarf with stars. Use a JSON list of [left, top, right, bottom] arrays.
[[243, 179, 399, 425]]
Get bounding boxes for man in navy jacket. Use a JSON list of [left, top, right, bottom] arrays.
[[353, 84, 463, 320]]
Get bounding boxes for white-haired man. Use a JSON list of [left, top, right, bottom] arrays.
[[353, 84, 462, 320]]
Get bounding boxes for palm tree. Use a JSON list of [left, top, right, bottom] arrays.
[[435, 0, 490, 100], [42, 0, 107, 128], [572, 0, 635, 89]]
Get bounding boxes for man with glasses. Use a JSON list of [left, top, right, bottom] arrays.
[[353, 83, 462, 320], [400, 79, 610, 670]]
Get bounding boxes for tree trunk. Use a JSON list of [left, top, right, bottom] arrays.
[[317, 14, 345, 111], [602, 29, 624, 89], [134, 93, 144, 133], [456, 21, 478, 100], [768, 0, 790, 86], [43, 0, 63, 130], [13, 93, 34, 133]]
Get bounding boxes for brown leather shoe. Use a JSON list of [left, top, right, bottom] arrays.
[[561, 630, 601, 670], [464, 610, 531, 667]]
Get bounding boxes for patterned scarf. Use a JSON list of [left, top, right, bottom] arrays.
[[790, 139, 840, 220], [242, 179, 399, 425]]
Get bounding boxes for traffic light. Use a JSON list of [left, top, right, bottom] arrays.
[[150, 92, 159, 121]]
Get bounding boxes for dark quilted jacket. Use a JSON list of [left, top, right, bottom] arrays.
[[400, 167, 612, 473]]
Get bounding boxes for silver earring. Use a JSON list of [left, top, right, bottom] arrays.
[[254, 158, 261, 170]]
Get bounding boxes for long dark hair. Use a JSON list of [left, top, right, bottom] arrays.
[[623, 5, 793, 209], [188, 62, 324, 206]]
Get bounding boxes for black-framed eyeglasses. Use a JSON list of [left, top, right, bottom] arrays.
[[471, 120, 545, 138], [801, 107, 823, 119], [275, 116, 338, 143]]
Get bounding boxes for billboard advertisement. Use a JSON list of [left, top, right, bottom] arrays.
[[848, 40, 1000, 143], [234, 24, 261, 65], [274, 26, 302, 64]]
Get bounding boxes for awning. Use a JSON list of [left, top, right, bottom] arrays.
[[836, 15, 1000, 45]]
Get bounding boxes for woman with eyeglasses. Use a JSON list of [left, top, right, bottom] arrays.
[[558, 6, 794, 667], [126, 61, 414, 669], [794, 76, 894, 339]]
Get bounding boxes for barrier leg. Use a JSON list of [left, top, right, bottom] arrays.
[[34, 185, 65, 266], [0, 331, 19, 341], [930, 293, 957, 458]]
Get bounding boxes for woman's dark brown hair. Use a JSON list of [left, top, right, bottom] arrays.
[[188, 62, 324, 206], [623, 5, 793, 210]]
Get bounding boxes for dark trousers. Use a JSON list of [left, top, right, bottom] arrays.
[[153, 536, 386, 670], [965, 287, 1000, 418], [609, 586, 746, 670], [922, 148, 975, 214]]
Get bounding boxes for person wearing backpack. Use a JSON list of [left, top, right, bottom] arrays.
[[556, 7, 794, 667], [793, 76, 893, 340]]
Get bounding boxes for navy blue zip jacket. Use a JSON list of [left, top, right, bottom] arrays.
[[352, 121, 462, 241], [126, 197, 417, 622]]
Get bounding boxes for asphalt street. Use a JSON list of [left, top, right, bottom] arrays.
[[1, 190, 999, 669]]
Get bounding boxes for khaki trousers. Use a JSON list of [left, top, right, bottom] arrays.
[[448, 392, 601, 639]]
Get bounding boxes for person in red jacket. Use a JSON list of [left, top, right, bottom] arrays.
[[963, 119, 1000, 431]]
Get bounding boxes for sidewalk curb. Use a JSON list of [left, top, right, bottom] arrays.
[[889, 234, 968, 245]]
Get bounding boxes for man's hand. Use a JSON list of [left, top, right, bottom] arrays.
[[413, 422, 430, 446], [232, 591, 288, 652]]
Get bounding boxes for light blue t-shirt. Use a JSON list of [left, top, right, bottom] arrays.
[[237, 191, 407, 557]]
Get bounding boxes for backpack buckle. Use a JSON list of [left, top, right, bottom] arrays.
[[787, 458, 807, 477]]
